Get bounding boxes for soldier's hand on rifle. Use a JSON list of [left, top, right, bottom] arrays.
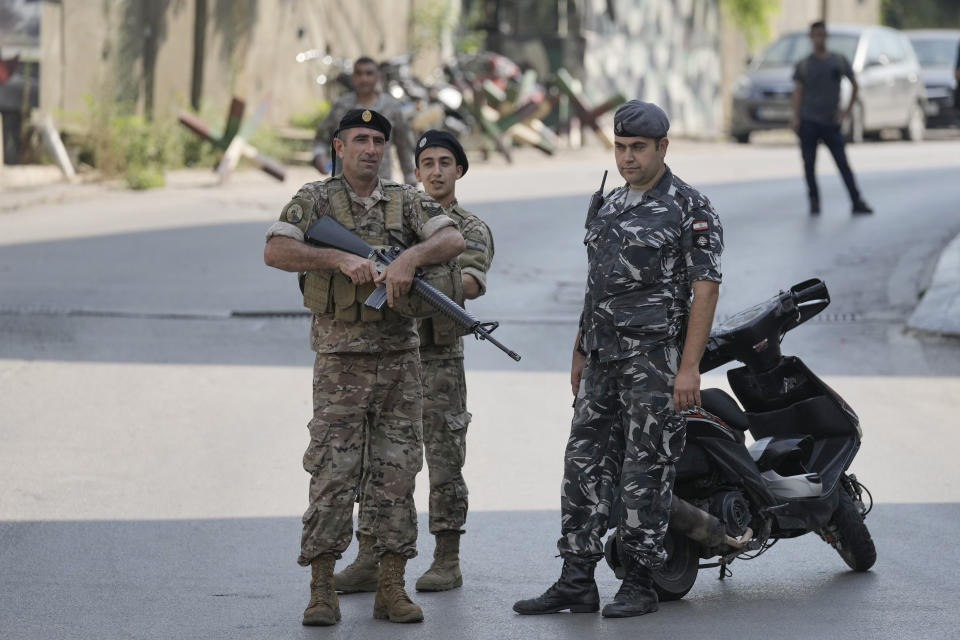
[[375, 252, 417, 307], [338, 255, 378, 284]]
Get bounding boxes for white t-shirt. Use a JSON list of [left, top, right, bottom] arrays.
[[624, 188, 646, 209]]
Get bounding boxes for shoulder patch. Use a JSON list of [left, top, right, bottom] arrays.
[[692, 220, 709, 231], [282, 197, 314, 224], [421, 200, 444, 217], [466, 238, 487, 252]]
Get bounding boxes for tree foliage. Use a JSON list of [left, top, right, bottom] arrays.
[[881, 0, 960, 29], [719, 0, 780, 47]]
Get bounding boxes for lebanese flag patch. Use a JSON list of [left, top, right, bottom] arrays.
[[692, 220, 709, 231]]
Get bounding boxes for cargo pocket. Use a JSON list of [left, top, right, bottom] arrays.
[[611, 300, 670, 341], [332, 274, 358, 322], [656, 410, 686, 465], [302, 417, 335, 474], [444, 410, 471, 467]]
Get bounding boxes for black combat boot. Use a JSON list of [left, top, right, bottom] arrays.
[[601, 559, 659, 618], [512, 557, 600, 615]]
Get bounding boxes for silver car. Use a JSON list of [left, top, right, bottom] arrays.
[[731, 24, 926, 143], [906, 29, 960, 128]]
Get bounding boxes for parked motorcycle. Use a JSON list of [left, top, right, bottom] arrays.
[[605, 278, 876, 600], [379, 54, 473, 137]]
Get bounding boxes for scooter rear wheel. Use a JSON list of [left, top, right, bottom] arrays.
[[825, 488, 877, 572], [604, 530, 700, 601], [653, 530, 700, 601]]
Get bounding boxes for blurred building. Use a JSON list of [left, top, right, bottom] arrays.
[[37, 0, 449, 127], [479, 0, 880, 138]]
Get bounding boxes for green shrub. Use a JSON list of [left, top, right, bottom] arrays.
[[289, 100, 330, 130]]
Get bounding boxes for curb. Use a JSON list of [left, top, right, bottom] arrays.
[[907, 231, 960, 338]]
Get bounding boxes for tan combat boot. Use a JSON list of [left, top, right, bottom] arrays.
[[302, 554, 340, 626], [333, 532, 379, 593], [416, 531, 463, 592], [373, 552, 424, 623]]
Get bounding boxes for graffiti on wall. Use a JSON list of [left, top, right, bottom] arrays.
[[582, 0, 723, 137]]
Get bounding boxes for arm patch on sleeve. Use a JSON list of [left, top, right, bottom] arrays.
[[281, 197, 314, 226], [466, 238, 487, 252]]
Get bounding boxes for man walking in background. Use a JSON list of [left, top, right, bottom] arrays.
[[791, 21, 873, 216], [312, 56, 418, 185]]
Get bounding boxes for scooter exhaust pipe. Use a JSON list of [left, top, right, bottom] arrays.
[[669, 496, 752, 549]]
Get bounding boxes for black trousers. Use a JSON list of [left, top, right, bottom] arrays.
[[798, 119, 862, 204]]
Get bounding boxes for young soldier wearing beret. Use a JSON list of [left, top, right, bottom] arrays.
[[334, 129, 494, 594], [514, 100, 723, 618], [264, 109, 464, 626]]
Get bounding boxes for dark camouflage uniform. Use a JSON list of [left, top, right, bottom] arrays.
[[357, 200, 494, 536], [559, 165, 723, 569], [266, 176, 455, 565]]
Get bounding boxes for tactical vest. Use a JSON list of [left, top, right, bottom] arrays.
[[301, 177, 403, 322], [419, 205, 474, 346], [301, 177, 463, 323]]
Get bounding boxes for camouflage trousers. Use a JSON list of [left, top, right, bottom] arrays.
[[557, 342, 686, 569], [297, 349, 423, 566], [357, 356, 471, 535]]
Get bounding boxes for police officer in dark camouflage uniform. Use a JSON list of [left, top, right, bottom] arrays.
[[264, 108, 465, 626], [514, 100, 723, 619]]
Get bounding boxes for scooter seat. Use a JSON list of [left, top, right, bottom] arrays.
[[700, 388, 751, 432], [760, 470, 823, 499]]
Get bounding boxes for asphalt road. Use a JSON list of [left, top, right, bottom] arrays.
[[2, 138, 960, 638]]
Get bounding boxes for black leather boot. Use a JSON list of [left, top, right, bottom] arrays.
[[601, 560, 659, 618], [513, 558, 600, 615]]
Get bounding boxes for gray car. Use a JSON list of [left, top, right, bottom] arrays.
[[906, 29, 960, 128], [731, 24, 926, 143]]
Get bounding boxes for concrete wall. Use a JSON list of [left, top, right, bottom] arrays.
[[581, 0, 725, 138], [39, 0, 436, 128]]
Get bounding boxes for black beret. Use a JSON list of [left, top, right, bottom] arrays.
[[335, 108, 391, 141], [614, 100, 670, 138], [415, 129, 468, 176]]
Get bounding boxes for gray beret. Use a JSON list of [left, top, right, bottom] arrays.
[[613, 100, 670, 138]]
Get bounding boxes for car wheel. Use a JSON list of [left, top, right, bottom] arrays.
[[902, 102, 925, 142]]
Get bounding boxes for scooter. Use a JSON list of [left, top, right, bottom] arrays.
[[605, 278, 876, 600]]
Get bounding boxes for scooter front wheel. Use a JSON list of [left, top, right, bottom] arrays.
[[823, 488, 877, 572]]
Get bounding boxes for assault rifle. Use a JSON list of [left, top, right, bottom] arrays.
[[305, 215, 522, 362]]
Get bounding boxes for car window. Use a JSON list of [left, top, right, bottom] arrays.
[[881, 31, 906, 63], [865, 34, 886, 66], [910, 37, 960, 66], [757, 32, 859, 68]]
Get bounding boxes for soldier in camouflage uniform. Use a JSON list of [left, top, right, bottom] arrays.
[[312, 56, 418, 185], [334, 130, 493, 595], [514, 100, 723, 619], [264, 108, 465, 626]]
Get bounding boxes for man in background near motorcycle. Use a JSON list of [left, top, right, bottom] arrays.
[[265, 108, 465, 626], [334, 129, 494, 594], [790, 21, 873, 216], [312, 56, 418, 185], [513, 100, 723, 619]]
